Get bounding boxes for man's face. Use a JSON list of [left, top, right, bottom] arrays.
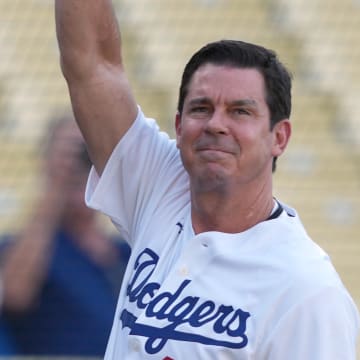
[[176, 63, 289, 193]]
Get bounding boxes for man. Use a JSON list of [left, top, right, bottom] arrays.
[[0, 117, 130, 355], [55, 1, 359, 359]]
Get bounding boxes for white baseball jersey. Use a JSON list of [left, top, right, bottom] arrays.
[[85, 108, 359, 359]]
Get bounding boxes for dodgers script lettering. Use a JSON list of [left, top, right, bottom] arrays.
[[120, 248, 251, 354]]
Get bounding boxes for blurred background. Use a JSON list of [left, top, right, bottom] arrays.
[[0, 0, 359, 357]]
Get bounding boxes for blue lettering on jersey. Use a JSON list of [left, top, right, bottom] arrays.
[[120, 248, 250, 354]]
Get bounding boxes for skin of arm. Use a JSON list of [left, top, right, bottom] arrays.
[[1, 189, 66, 312], [55, 0, 138, 175]]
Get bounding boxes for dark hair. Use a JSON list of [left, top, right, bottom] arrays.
[[177, 40, 292, 171]]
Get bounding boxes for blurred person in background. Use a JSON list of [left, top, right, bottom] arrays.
[[0, 115, 130, 356]]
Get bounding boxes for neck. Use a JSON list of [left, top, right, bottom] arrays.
[[191, 177, 274, 234]]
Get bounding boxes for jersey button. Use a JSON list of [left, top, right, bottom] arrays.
[[179, 265, 189, 276], [130, 338, 141, 352]]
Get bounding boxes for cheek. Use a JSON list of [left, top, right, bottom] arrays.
[[177, 125, 202, 172], [233, 125, 257, 149], [255, 134, 275, 164], [177, 120, 200, 148], [235, 126, 273, 159]]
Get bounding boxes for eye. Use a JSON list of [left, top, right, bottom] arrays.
[[188, 106, 211, 118], [233, 108, 250, 116], [191, 106, 208, 113]]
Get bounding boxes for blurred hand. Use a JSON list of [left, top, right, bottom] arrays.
[[43, 121, 88, 212]]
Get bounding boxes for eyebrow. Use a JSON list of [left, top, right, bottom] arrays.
[[187, 97, 258, 107], [229, 99, 258, 108], [187, 97, 211, 106]]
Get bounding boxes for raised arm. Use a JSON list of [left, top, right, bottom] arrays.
[[55, 0, 137, 174]]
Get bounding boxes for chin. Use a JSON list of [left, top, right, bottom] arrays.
[[194, 170, 228, 193]]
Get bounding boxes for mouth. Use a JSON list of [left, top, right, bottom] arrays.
[[194, 136, 237, 153], [196, 145, 235, 155], [197, 147, 231, 153], [199, 148, 229, 154], [193, 137, 238, 161], [196, 148, 234, 163]]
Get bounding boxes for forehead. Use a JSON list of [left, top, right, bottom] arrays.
[[186, 64, 266, 103]]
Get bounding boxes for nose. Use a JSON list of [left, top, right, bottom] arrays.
[[204, 109, 228, 135]]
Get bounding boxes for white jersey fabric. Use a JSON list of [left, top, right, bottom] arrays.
[[86, 108, 359, 360]]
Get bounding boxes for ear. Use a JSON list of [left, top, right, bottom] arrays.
[[175, 111, 182, 148], [271, 119, 291, 157]]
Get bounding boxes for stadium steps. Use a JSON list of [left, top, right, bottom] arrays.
[[0, 139, 39, 233], [271, 0, 360, 147], [0, 0, 71, 138], [120, 29, 174, 130], [119, 0, 304, 90]]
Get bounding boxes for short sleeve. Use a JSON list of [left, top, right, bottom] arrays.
[[259, 285, 360, 359], [84, 108, 184, 246]]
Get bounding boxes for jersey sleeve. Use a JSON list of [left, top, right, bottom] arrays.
[[85, 107, 186, 246], [259, 285, 360, 360]]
